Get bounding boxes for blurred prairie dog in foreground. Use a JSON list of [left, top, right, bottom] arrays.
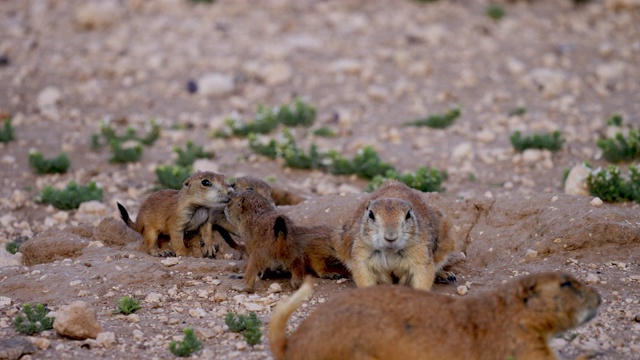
[[269, 272, 601, 360], [118, 171, 231, 257], [334, 180, 455, 290]]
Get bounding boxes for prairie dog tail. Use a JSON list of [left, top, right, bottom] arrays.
[[269, 277, 314, 360], [117, 202, 135, 229]]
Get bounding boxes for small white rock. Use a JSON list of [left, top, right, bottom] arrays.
[[96, 331, 116, 349], [268, 283, 282, 294], [132, 329, 144, 342], [199, 73, 235, 97], [144, 292, 163, 303], [161, 258, 180, 267], [590, 197, 603, 207], [585, 274, 599, 284], [457, 285, 468, 296], [524, 249, 538, 260]]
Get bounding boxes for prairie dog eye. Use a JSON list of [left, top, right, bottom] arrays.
[[368, 210, 375, 221], [201, 179, 212, 187], [560, 280, 573, 288], [405, 210, 412, 220]]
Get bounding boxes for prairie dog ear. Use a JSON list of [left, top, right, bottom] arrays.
[[518, 276, 539, 304], [274, 216, 288, 239]]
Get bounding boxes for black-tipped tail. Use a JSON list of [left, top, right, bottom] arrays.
[[117, 202, 134, 229]]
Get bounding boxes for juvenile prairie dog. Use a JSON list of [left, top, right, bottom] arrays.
[[269, 272, 601, 360], [225, 189, 346, 292], [118, 171, 231, 257], [334, 180, 451, 290]]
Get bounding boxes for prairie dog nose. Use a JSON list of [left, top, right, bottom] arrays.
[[384, 229, 398, 242]]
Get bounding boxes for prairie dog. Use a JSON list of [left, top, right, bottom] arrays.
[[118, 171, 231, 257], [225, 190, 345, 292], [269, 272, 601, 360], [334, 180, 449, 290]]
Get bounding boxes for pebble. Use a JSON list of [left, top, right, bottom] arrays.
[[524, 249, 538, 260], [457, 285, 468, 296], [37, 86, 61, 111], [144, 292, 163, 303], [261, 63, 292, 86], [0, 296, 12, 308], [564, 164, 590, 196], [53, 301, 104, 340], [585, 274, 600, 284], [76, 201, 109, 218], [161, 258, 180, 267], [28, 337, 50, 350], [590, 197, 603, 207], [451, 142, 473, 162], [132, 329, 144, 342], [268, 283, 282, 294], [74, 1, 122, 29], [198, 73, 235, 97], [96, 332, 116, 349]]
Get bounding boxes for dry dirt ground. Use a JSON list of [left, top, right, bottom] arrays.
[[1, 0, 640, 359]]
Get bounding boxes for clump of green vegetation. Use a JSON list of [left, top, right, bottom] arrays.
[[606, 114, 623, 127], [93, 120, 161, 148], [328, 147, 394, 180], [249, 131, 447, 192], [597, 128, 640, 163], [248, 134, 279, 159], [109, 141, 144, 163], [486, 5, 505, 20], [312, 126, 335, 137], [587, 164, 640, 203], [156, 165, 191, 190], [405, 107, 461, 129], [113, 296, 141, 315], [508, 107, 527, 117], [225, 312, 262, 346], [169, 327, 203, 357], [174, 141, 214, 167], [510, 130, 564, 152], [0, 118, 14, 143], [215, 99, 317, 138], [6, 241, 20, 255], [28, 151, 70, 174], [367, 166, 447, 192], [13, 303, 55, 335], [40, 181, 103, 210]]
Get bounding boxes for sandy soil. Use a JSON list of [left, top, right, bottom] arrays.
[[1, 0, 639, 359]]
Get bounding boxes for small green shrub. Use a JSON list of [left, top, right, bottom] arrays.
[[174, 141, 213, 167], [92, 121, 161, 149], [216, 99, 316, 138], [248, 134, 279, 159], [225, 312, 262, 346], [109, 141, 144, 163], [587, 164, 640, 203], [6, 241, 19, 255], [40, 181, 103, 210], [169, 327, 203, 357], [405, 107, 461, 129], [0, 118, 14, 143], [28, 151, 70, 174], [113, 296, 141, 315], [312, 127, 335, 137], [326, 147, 394, 180], [277, 98, 317, 127], [597, 128, 640, 163], [279, 131, 324, 170], [606, 114, 623, 127], [510, 130, 564, 152], [13, 303, 55, 335], [508, 107, 527, 117], [486, 5, 505, 20], [367, 166, 447, 192], [156, 165, 191, 190]]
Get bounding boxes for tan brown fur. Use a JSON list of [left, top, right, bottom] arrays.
[[269, 272, 601, 360], [334, 180, 452, 290], [225, 190, 346, 292], [118, 171, 231, 257]]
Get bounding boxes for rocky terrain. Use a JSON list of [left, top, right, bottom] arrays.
[[1, 0, 639, 359]]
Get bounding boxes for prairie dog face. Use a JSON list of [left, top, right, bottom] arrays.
[[229, 175, 275, 207], [518, 272, 601, 334], [361, 197, 418, 252], [182, 171, 231, 206]]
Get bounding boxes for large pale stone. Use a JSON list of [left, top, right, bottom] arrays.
[[53, 301, 103, 340]]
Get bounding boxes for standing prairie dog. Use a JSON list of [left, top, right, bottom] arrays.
[[269, 272, 601, 360], [334, 180, 453, 290], [118, 171, 231, 257], [225, 189, 346, 293]]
